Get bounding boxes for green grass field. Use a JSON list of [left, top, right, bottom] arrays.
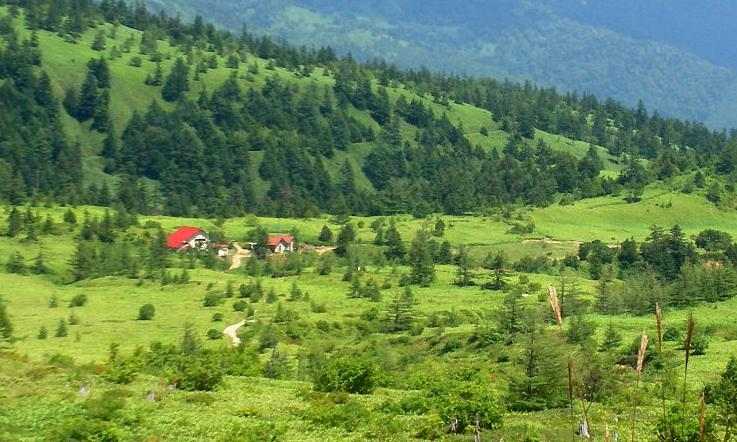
[[2, 182, 736, 439]]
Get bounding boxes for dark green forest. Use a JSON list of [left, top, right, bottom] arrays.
[[2, 0, 737, 219]]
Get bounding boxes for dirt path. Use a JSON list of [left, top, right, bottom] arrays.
[[223, 320, 246, 346], [229, 242, 251, 271], [314, 246, 336, 255], [301, 245, 336, 255], [522, 238, 582, 246]]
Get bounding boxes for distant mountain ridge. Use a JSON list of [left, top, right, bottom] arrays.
[[147, 0, 737, 129]]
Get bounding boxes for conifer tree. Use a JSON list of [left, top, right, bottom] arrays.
[[41, 215, 54, 235], [161, 58, 189, 102], [362, 278, 382, 302], [180, 323, 200, 355], [318, 225, 334, 244], [76, 70, 99, 121], [408, 229, 435, 286], [55, 318, 68, 337], [710, 356, 737, 438], [63, 209, 77, 225], [435, 240, 453, 264], [35, 71, 56, 110], [496, 286, 525, 337], [339, 160, 356, 197], [384, 286, 415, 332], [335, 224, 356, 257], [226, 53, 240, 70], [22, 208, 36, 226], [266, 288, 278, 304], [63, 86, 79, 117], [486, 251, 508, 290], [6, 252, 26, 274], [316, 253, 334, 275], [595, 267, 617, 314], [347, 275, 362, 299], [91, 89, 111, 132], [599, 323, 622, 352], [454, 244, 474, 287], [373, 225, 385, 245], [145, 62, 164, 86], [384, 220, 405, 262], [6, 207, 22, 237], [97, 210, 116, 243], [507, 319, 565, 411], [91, 29, 106, 51], [70, 240, 96, 281], [24, 220, 37, 242], [288, 282, 303, 301], [146, 229, 168, 273], [433, 218, 446, 237], [31, 252, 48, 275], [263, 346, 290, 379]]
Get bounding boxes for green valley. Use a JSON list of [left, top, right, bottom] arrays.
[[4, 1, 737, 441]]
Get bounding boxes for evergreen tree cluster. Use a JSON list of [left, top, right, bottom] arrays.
[[63, 57, 112, 132], [105, 75, 374, 217], [0, 16, 82, 203], [571, 225, 737, 315], [6, 0, 737, 217], [4, 206, 59, 240]]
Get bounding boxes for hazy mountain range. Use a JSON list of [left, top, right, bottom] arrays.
[[147, 0, 737, 128]]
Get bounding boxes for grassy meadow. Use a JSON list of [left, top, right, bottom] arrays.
[[2, 183, 737, 439]]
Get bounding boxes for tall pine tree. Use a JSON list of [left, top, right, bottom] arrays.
[[162, 58, 189, 102]]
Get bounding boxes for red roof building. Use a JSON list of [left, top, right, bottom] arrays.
[[166, 227, 208, 250], [267, 235, 295, 253]]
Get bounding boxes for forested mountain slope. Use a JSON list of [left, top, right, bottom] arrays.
[[2, 0, 737, 220], [146, 0, 737, 129]]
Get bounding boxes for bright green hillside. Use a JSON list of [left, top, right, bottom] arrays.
[[7, 8, 619, 194], [3, 189, 737, 440]]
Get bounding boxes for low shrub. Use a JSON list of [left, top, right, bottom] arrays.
[[233, 300, 248, 312], [313, 355, 378, 394], [663, 326, 682, 342], [138, 304, 155, 321], [69, 294, 88, 307], [202, 292, 222, 307]]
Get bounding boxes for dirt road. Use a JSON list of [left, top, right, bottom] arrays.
[[228, 243, 251, 271], [223, 320, 246, 346]]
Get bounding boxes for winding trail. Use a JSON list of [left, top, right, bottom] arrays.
[[228, 243, 252, 271], [223, 320, 246, 346], [223, 316, 258, 346]]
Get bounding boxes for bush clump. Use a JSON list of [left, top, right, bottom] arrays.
[[138, 304, 155, 321], [202, 292, 222, 307], [69, 294, 88, 307], [233, 300, 248, 312], [313, 355, 378, 394]]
